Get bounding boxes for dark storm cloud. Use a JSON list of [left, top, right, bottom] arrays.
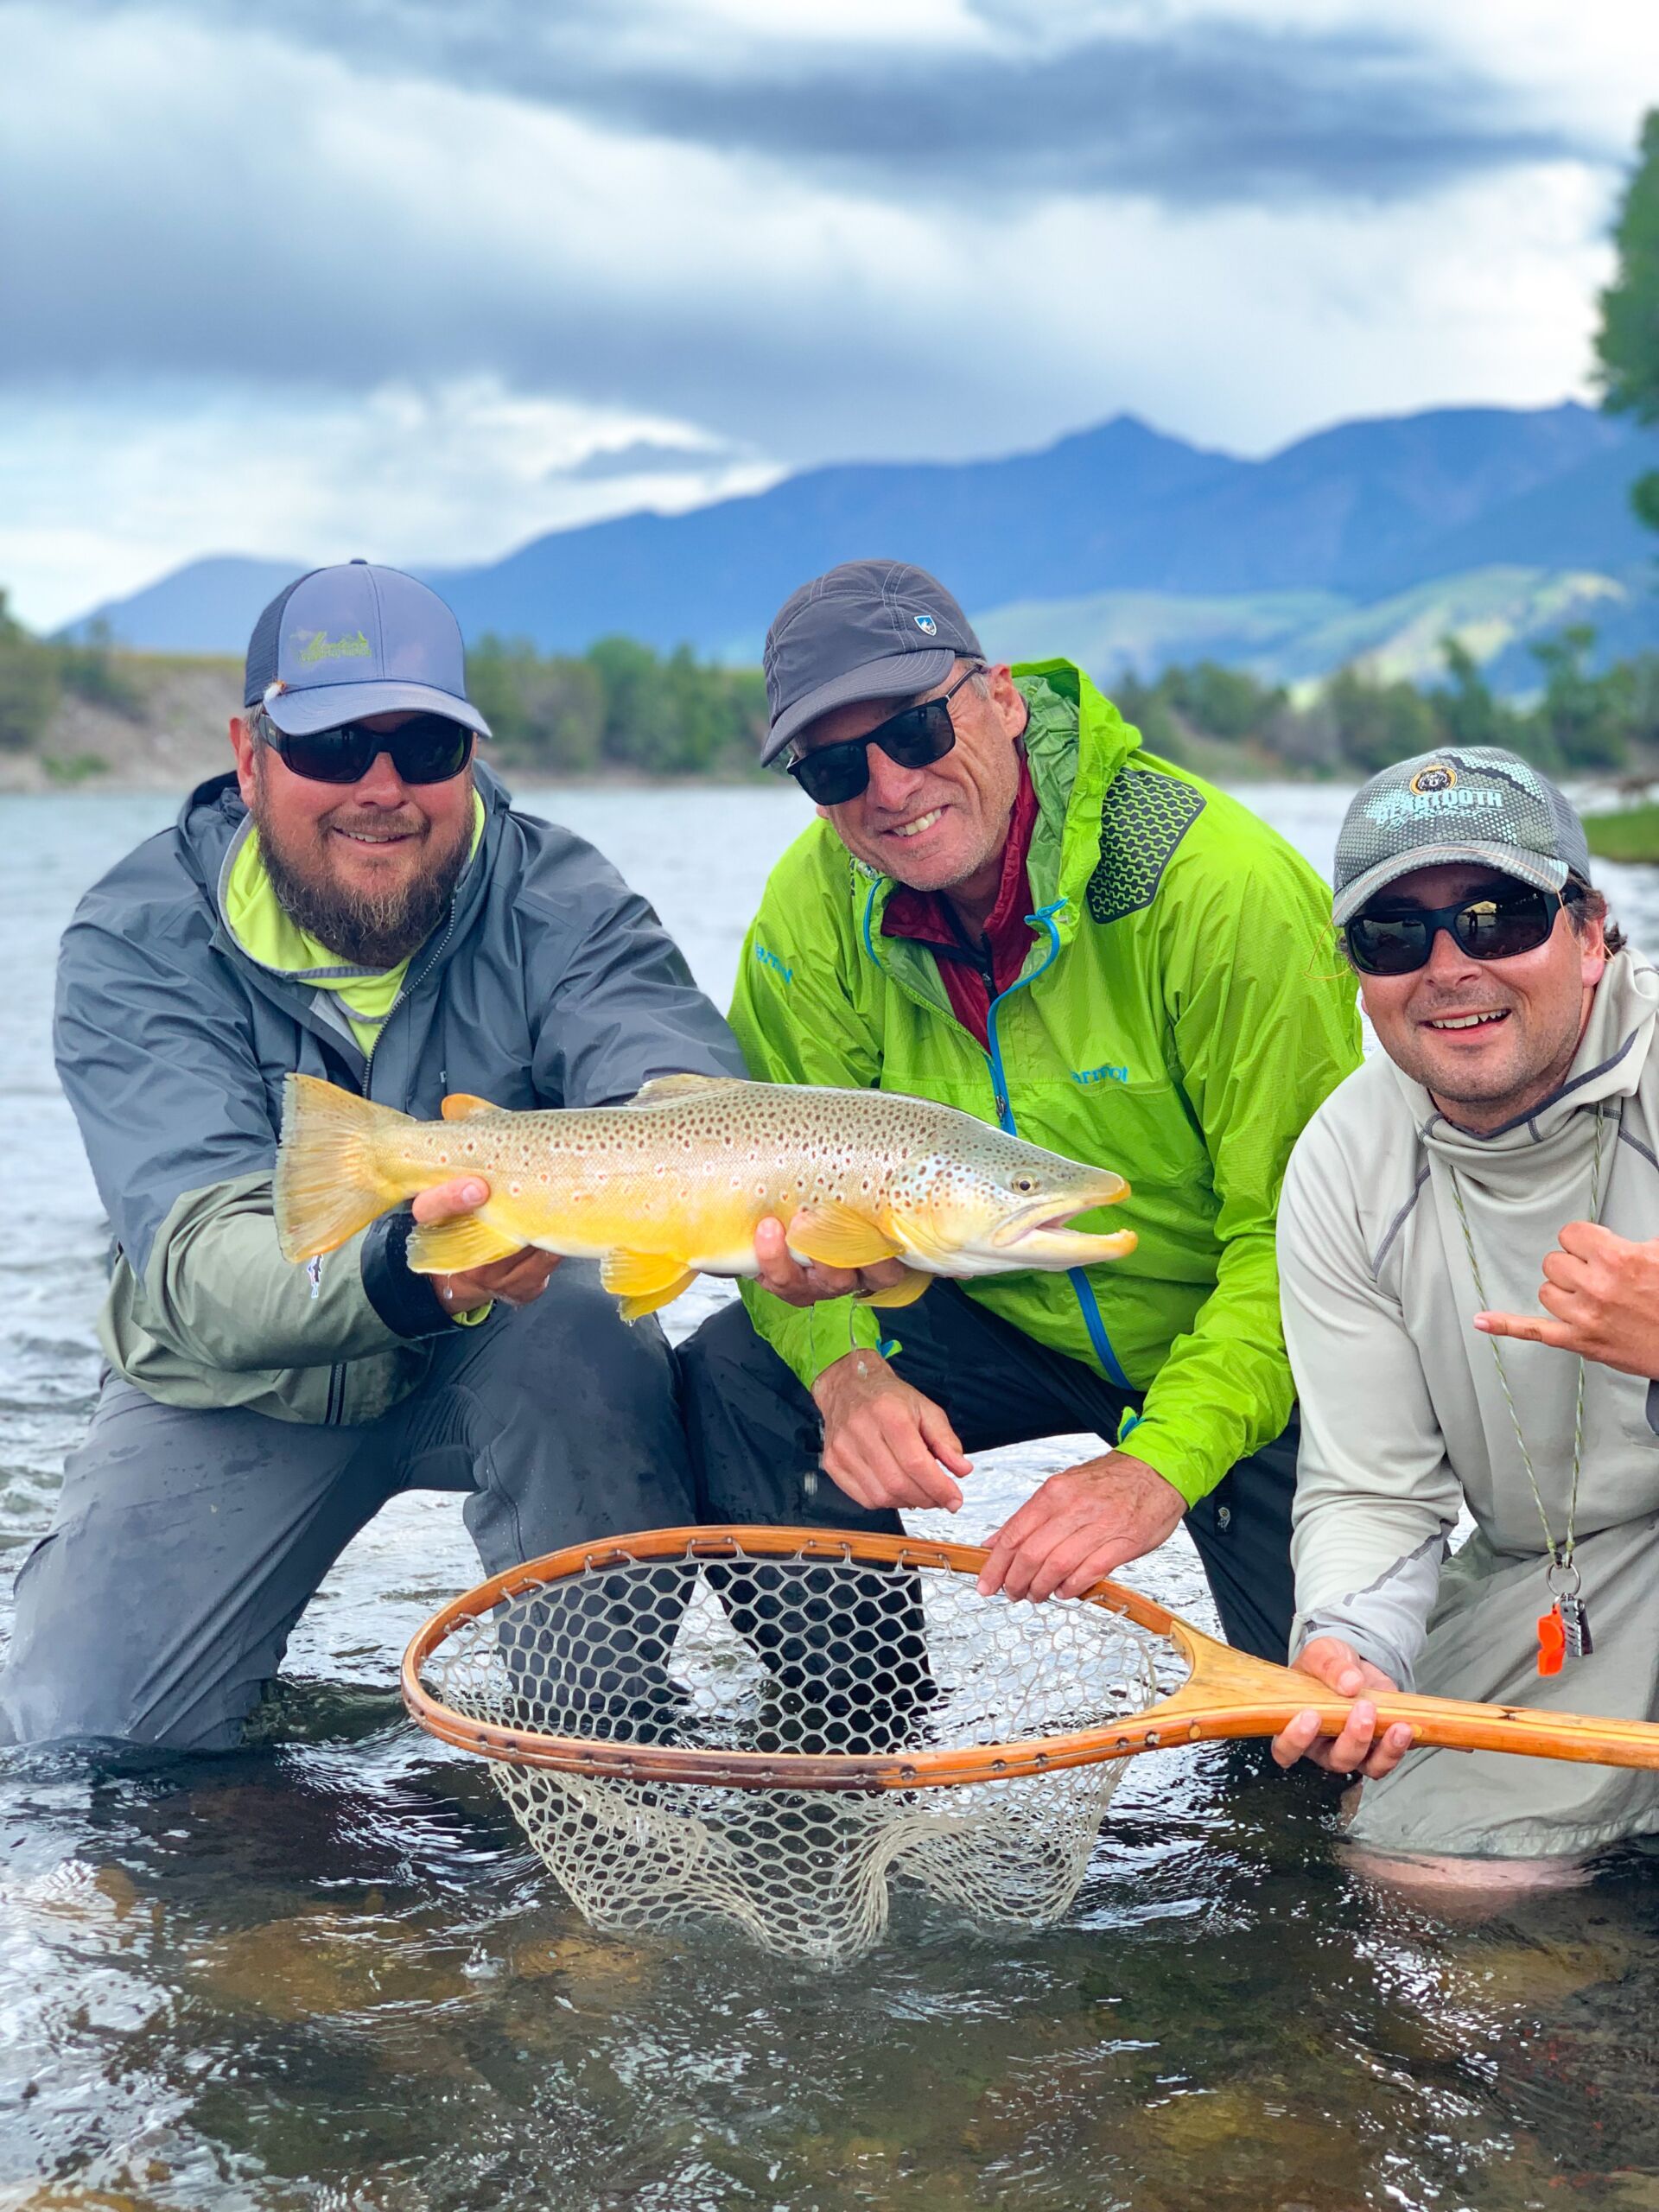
[[220, 0, 1591, 207]]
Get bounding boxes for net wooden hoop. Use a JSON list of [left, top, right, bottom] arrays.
[[403, 1523, 1659, 1787]]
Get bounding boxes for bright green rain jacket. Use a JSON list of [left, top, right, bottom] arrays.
[[731, 662, 1362, 1507]]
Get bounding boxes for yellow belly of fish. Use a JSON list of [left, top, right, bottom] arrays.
[[408, 1154, 906, 1319]]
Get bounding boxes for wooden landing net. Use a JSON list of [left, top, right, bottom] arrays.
[[404, 1527, 1659, 1967]]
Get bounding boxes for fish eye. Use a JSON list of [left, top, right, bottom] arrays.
[[1014, 1177, 1035, 1193]]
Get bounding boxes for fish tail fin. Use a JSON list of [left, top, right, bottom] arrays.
[[275, 1074, 414, 1261]]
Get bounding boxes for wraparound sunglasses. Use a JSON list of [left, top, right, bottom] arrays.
[[1344, 884, 1574, 976], [786, 665, 982, 806], [260, 709, 475, 786]]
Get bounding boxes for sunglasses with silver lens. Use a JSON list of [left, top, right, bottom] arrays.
[[1344, 885, 1570, 976], [266, 712, 476, 786], [787, 665, 982, 806]]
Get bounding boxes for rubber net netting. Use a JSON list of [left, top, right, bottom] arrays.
[[419, 1542, 1189, 1967]]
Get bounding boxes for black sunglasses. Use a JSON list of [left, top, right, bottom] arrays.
[[786, 665, 982, 806], [1344, 884, 1573, 976], [260, 709, 475, 787]]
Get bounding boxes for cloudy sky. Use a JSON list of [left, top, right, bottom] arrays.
[[2, 0, 1655, 627]]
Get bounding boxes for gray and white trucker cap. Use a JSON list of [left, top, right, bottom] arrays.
[[760, 558, 984, 765], [1332, 747, 1592, 927], [243, 560, 491, 740]]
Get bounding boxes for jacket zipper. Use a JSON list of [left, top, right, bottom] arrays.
[[861, 884, 1133, 1392], [320, 890, 466, 1427]]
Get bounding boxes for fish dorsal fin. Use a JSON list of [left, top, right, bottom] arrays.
[[627, 1072, 749, 1106], [600, 1248, 698, 1322], [441, 1093, 497, 1122], [785, 1198, 902, 1270]]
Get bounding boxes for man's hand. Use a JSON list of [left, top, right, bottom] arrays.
[[411, 1178, 561, 1314], [976, 1451, 1185, 1602], [752, 1216, 912, 1308], [1474, 1221, 1659, 1379], [1270, 1636, 1414, 1779], [810, 1350, 972, 1512]]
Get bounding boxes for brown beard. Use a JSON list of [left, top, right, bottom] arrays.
[[251, 756, 474, 969]]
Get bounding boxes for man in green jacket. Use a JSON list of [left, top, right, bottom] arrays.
[[679, 560, 1361, 1658]]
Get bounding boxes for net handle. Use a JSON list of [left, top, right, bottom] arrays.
[[400, 1525, 1659, 1789]]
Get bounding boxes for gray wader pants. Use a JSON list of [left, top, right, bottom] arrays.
[[0, 1263, 861, 1754], [678, 1282, 1300, 1666]]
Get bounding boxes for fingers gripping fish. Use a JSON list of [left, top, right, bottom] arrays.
[[273, 1072, 1136, 1322]]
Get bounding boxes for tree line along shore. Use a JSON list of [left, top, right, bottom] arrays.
[[3, 590, 1659, 857]]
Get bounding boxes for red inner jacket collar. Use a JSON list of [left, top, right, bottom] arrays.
[[880, 751, 1039, 1052]]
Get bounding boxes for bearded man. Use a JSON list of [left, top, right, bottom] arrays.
[[0, 562, 759, 1751]]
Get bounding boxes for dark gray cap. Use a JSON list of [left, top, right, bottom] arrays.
[[760, 558, 984, 765], [1332, 746, 1592, 926]]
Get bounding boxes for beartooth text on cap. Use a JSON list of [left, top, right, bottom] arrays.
[[1364, 787, 1507, 824]]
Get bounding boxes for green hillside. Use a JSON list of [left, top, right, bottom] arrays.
[[975, 564, 1656, 698]]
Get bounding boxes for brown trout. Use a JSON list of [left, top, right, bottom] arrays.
[[274, 1072, 1135, 1319]]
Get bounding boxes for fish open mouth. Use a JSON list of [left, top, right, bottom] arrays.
[[992, 1180, 1129, 1251]]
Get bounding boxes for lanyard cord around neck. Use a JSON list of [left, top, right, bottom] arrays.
[[1447, 1105, 1608, 1576]]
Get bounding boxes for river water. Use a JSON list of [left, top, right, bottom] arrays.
[[3, 779, 1659, 2212]]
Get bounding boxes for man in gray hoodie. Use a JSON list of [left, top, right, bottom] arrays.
[[0, 563, 867, 1753], [1271, 747, 1659, 1871]]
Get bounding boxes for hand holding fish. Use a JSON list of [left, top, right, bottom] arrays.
[[751, 1216, 913, 1307], [1270, 1636, 1413, 1778], [976, 1452, 1185, 1603], [1473, 1221, 1659, 1379], [410, 1178, 561, 1313], [810, 1352, 973, 1513]]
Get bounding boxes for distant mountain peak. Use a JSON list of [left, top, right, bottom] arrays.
[[62, 399, 1650, 663]]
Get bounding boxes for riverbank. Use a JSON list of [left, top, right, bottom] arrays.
[[1585, 799, 1659, 864]]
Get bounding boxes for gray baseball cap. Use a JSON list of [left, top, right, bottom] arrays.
[[244, 561, 491, 740], [760, 558, 984, 765], [1332, 746, 1592, 927]]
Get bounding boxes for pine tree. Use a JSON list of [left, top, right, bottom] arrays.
[[1597, 109, 1659, 532]]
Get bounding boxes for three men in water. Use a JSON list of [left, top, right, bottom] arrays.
[[683, 560, 1362, 1661], [1271, 749, 1659, 1872]]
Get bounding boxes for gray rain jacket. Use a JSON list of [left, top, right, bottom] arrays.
[[55, 766, 743, 1426], [1281, 950, 1659, 1688]]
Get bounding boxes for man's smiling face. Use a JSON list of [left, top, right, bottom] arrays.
[[1354, 861, 1607, 1130], [798, 661, 1027, 900], [231, 709, 475, 967]]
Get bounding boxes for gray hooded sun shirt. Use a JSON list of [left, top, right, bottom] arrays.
[[1281, 949, 1659, 1692]]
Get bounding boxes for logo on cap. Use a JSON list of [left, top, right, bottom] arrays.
[[1408, 763, 1456, 796], [912, 613, 938, 636], [295, 628, 372, 666]]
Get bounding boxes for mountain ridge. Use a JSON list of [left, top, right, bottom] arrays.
[[63, 401, 1659, 675]]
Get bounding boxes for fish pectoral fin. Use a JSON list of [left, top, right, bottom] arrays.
[[626, 1072, 750, 1105], [440, 1092, 498, 1122], [785, 1199, 903, 1270], [855, 1266, 931, 1310], [601, 1249, 699, 1321], [405, 1215, 526, 1274]]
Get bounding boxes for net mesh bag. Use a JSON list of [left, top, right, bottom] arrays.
[[412, 1535, 1189, 1967]]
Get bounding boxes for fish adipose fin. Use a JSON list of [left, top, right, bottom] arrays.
[[786, 1199, 902, 1270], [856, 1267, 931, 1310], [274, 1073, 413, 1262], [601, 1248, 698, 1321], [405, 1215, 525, 1274], [441, 1093, 497, 1122], [627, 1072, 750, 1105]]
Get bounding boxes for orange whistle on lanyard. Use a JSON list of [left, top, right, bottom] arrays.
[[1538, 1603, 1567, 1676]]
